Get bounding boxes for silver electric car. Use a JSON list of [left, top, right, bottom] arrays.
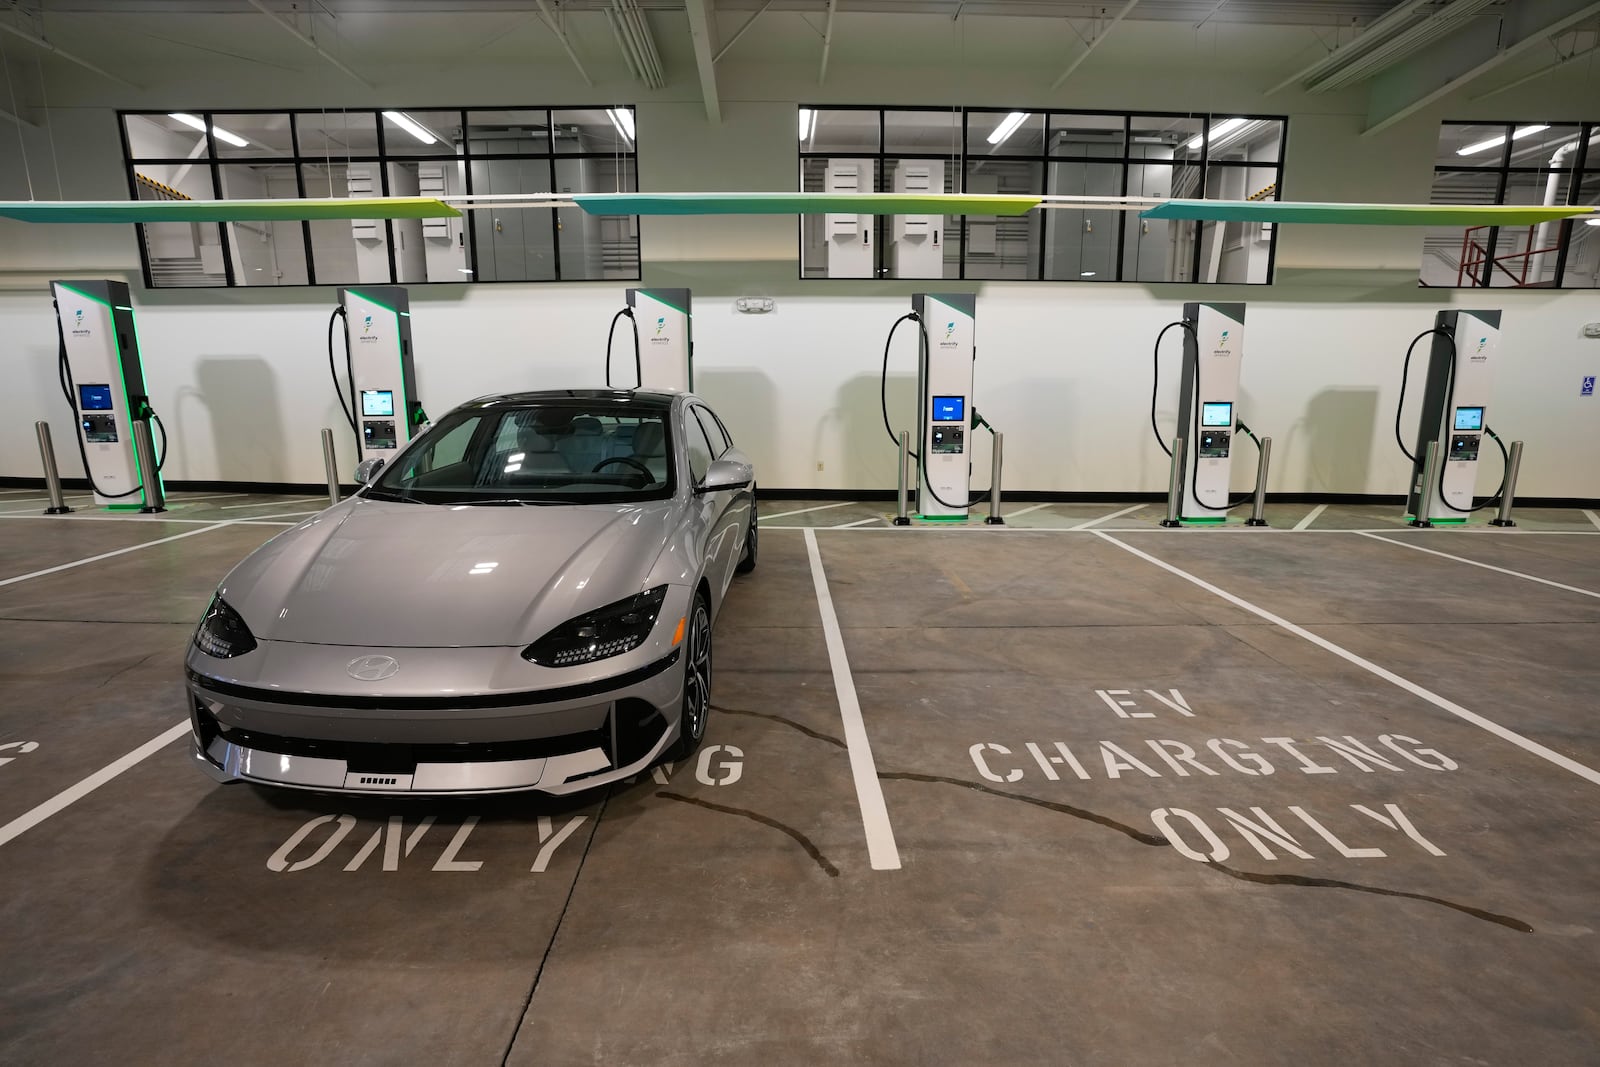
[[185, 389, 756, 796]]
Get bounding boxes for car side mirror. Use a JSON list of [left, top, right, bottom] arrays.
[[697, 458, 752, 494], [353, 457, 386, 485]]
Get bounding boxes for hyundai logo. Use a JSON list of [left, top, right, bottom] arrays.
[[346, 654, 400, 681]]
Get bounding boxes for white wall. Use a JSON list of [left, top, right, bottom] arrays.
[[1, 17, 1597, 498]]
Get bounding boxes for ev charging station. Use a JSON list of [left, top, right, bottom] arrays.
[[913, 293, 977, 519], [50, 279, 166, 510], [1400, 309, 1505, 526], [334, 286, 425, 465], [1151, 301, 1267, 526], [606, 288, 693, 391]]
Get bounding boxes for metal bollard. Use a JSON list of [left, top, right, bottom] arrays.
[[893, 430, 911, 526], [35, 421, 73, 514], [985, 431, 1005, 525], [1409, 439, 1440, 528], [1489, 440, 1523, 528], [131, 419, 166, 514], [1159, 437, 1185, 527], [321, 428, 342, 507], [1246, 436, 1272, 527]]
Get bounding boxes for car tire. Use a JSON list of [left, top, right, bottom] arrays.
[[668, 591, 712, 761], [735, 491, 757, 575]]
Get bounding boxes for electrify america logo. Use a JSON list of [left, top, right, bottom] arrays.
[[357, 313, 380, 344], [1470, 335, 1489, 362], [1211, 328, 1233, 357], [656, 316, 666, 336], [70, 308, 91, 338]]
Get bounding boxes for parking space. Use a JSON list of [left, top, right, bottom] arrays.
[[1, 497, 1597, 1063]]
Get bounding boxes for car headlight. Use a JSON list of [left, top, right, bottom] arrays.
[[194, 596, 258, 659], [522, 585, 670, 667]]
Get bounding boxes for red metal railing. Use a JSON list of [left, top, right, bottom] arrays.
[[1457, 224, 1560, 287]]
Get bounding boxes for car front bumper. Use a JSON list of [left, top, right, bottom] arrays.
[[186, 648, 684, 796]]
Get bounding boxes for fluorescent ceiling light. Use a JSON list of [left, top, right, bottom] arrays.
[[1457, 123, 1551, 156], [1080, 271, 1096, 277], [987, 112, 1029, 146], [1187, 117, 1246, 151], [383, 110, 437, 145], [1587, 218, 1600, 227], [606, 107, 635, 143], [798, 108, 817, 143], [169, 112, 249, 148]]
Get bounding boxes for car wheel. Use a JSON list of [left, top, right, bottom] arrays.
[[669, 591, 712, 760], [735, 492, 757, 575]]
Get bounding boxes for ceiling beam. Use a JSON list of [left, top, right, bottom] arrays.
[[243, 0, 373, 88], [1365, 0, 1600, 135], [1263, 0, 1434, 95], [0, 16, 137, 89], [0, 107, 37, 128], [1050, 0, 1138, 90], [533, 0, 595, 87], [684, 0, 722, 123], [818, 0, 838, 85], [1476, 32, 1600, 98]]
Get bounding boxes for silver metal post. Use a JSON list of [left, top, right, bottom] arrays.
[[1159, 436, 1185, 527], [985, 431, 1005, 525], [35, 420, 72, 514], [893, 430, 911, 526], [1489, 439, 1523, 527], [131, 419, 165, 514], [1409, 439, 1440, 528], [1245, 435, 1272, 527], [321, 428, 342, 507]]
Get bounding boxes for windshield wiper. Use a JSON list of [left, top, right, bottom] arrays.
[[451, 498, 566, 506], [362, 489, 424, 504]]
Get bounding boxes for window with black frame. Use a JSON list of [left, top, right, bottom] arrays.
[[797, 106, 1285, 283], [119, 107, 640, 288], [1423, 121, 1598, 289]]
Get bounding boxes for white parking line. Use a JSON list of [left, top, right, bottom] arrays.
[[832, 517, 882, 528], [803, 528, 901, 871], [1293, 503, 1329, 530], [0, 495, 95, 514], [1585, 510, 1600, 532], [1004, 502, 1054, 518], [759, 501, 856, 522], [0, 512, 314, 588], [1355, 531, 1600, 600], [218, 496, 323, 510], [1095, 530, 1600, 787], [1070, 503, 1147, 530], [0, 722, 189, 851]]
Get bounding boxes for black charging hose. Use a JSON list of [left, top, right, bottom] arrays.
[[1394, 326, 1508, 513], [605, 307, 641, 389], [878, 310, 994, 511], [1149, 319, 1194, 459], [327, 305, 358, 440]]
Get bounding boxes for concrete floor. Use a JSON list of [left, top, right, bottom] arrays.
[[1, 490, 1598, 1064]]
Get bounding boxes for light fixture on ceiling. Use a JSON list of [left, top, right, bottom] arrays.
[[1080, 271, 1096, 277], [1456, 124, 1550, 156], [457, 267, 475, 273], [987, 112, 1030, 147], [383, 110, 437, 145], [1187, 117, 1247, 151], [1587, 218, 1600, 227], [798, 108, 817, 143], [606, 107, 635, 143], [169, 112, 249, 148]]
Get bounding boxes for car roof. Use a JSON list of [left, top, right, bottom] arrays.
[[467, 388, 681, 410]]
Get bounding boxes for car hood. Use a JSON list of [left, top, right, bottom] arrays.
[[221, 497, 681, 647]]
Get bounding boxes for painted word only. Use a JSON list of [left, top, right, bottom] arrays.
[[970, 734, 1456, 784], [1153, 803, 1444, 862]]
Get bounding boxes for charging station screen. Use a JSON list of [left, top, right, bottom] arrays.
[[932, 395, 965, 423], [1453, 406, 1484, 431], [1200, 402, 1233, 428], [78, 384, 114, 411], [362, 390, 395, 417]]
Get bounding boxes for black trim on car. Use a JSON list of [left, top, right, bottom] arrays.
[[186, 648, 680, 711]]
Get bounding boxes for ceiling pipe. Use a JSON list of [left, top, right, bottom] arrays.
[[244, 0, 373, 88], [819, 0, 838, 85], [1263, 0, 1435, 95], [0, 17, 137, 89], [1050, 0, 1139, 90]]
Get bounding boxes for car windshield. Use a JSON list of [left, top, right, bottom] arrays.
[[366, 400, 674, 505]]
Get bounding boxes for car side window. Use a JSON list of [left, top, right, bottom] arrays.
[[684, 412, 714, 484], [692, 406, 728, 457], [709, 409, 734, 450]]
